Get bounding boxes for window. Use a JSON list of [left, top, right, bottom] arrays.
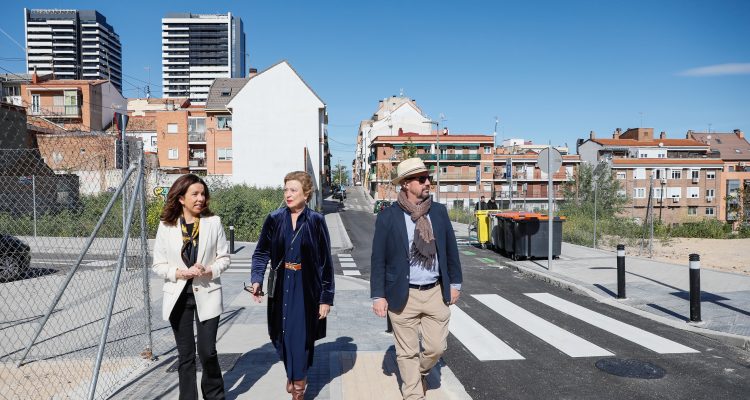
[[706, 171, 715, 180], [440, 167, 448, 174], [468, 185, 477, 192], [706, 189, 715, 199], [483, 183, 491, 192], [217, 148, 232, 161], [483, 166, 492, 173], [653, 187, 662, 199], [687, 187, 699, 198], [484, 146, 492, 154], [633, 168, 646, 180], [188, 117, 206, 134], [217, 116, 232, 129], [633, 188, 646, 199], [168, 148, 178, 159], [616, 171, 626, 180], [654, 169, 665, 179], [688, 207, 698, 216], [705, 207, 715, 216], [668, 187, 681, 199], [452, 200, 464, 209], [691, 169, 700, 180], [150, 136, 157, 147], [453, 185, 460, 192], [670, 169, 682, 180], [167, 123, 178, 133], [440, 185, 448, 193], [658, 153, 666, 158], [31, 94, 40, 113]]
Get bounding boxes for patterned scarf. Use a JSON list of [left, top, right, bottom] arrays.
[[180, 216, 200, 267], [397, 190, 436, 269]]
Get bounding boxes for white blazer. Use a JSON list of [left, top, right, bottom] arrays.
[[152, 215, 231, 322]]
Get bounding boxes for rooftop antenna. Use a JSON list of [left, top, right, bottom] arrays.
[[399, 88, 404, 97]]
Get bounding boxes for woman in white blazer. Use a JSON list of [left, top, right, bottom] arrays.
[[152, 174, 230, 400]]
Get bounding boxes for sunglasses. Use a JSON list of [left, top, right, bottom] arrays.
[[407, 175, 430, 184]]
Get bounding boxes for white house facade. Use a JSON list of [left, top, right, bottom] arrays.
[[227, 60, 327, 207]]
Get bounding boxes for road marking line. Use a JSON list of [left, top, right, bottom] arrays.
[[340, 262, 357, 268], [526, 293, 699, 354], [449, 305, 525, 361], [342, 270, 361, 276], [473, 294, 613, 358], [338, 254, 352, 258], [461, 250, 476, 256]]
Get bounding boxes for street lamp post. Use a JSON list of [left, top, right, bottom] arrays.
[[423, 120, 440, 202], [659, 178, 666, 224]]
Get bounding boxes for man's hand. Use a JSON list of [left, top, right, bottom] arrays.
[[319, 304, 330, 319], [372, 298, 388, 318], [450, 288, 461, 305], [249, 282, 264, 303]]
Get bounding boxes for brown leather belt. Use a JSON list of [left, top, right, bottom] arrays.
[[284, 262, 302, 271]]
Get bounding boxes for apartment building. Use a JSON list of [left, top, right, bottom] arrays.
[[21, 73, 126, 132], [356, 96, 432, 189], [204, 77, 251, 176], [24, 9, 122, 92], [492, 151, 580, 212], [578, 127, 723, 225], [688, 129, 750, 226], [369, 130, 494, 208], [226, 61, 329, 208], [161, 13, 246, 105]]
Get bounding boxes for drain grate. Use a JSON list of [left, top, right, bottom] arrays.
[[167, 353, 242, 373], [595, 358, 666, 379]]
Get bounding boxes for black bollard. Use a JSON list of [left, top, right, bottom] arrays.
[[616, 244, 626, 299], [229, 225, 235, 254], [386, 314, 393, 333], [689, 253, 701, 322]]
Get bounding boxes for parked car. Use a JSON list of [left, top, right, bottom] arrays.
[[333, 187, 347, 200], [0, 235, 31, 282], [354, 181, 362, 186], [373, 200, 393, 214]]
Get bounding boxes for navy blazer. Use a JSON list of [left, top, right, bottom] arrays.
[[370, 202, 462, 311]]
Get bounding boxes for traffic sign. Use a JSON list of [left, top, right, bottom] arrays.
[[538, 147, 563, 174]]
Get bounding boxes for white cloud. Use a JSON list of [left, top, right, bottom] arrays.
[[678, 63, 750, 77]]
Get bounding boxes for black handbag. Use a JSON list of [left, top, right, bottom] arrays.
[[267, 222, 305, 298]]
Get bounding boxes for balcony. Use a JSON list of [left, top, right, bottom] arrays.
[[29, 105, 81, 118], [436, 172, 477, 181], [418, 154, 481, 161], [188, 158, 206, 168], [188, 133, 206, 143]]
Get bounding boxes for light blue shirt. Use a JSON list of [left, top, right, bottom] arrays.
[[404, 212, 461, 291]]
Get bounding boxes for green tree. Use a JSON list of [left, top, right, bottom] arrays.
[[332, 163, 350, 186], [562, 162, 625, 217], [400, 138, 418, 160]]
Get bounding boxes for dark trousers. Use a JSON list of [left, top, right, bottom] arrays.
[[169, 292, 225, 400]]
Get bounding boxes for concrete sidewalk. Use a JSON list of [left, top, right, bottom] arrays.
[[450, 219, 750, 349]]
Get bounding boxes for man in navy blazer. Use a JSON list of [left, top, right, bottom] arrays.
[[371, 158, 462, 400]]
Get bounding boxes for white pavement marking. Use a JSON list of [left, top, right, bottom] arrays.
[[342, 270, 361, 276], [340, 262, 358, 269], [449, 305, 525, 361], [338, 254, 352, 258], [338, 258, 354, 262], [473, 294, 613, 358], [526, 293, 699, 354]]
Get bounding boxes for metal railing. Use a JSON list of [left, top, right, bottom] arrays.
[[418, 154, 482, 161], [187, 132, 206, 142], [29, 105, 81, 117]]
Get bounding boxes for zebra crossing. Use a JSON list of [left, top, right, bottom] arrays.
[[449, 293, 698, 362], [337, 253, 361, 276]]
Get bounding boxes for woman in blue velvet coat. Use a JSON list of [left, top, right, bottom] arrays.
[[249, 171, 335, 400]]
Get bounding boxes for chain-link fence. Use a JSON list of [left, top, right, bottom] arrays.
[[0, 133, 153, 399]]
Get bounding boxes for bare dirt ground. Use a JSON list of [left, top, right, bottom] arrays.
[[645, 238, 749, 275]]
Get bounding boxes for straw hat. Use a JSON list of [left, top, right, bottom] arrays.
[[392, 157, 429, 185]]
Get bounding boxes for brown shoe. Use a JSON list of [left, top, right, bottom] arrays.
[[292, 378, 307, 400], [421, 374, 429, 394], [286, 379, 293, 394]]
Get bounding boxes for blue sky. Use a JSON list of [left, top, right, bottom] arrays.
[[2, 1, 749, 168]]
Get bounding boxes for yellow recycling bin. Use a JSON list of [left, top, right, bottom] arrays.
[[475, 210, 491, 248]]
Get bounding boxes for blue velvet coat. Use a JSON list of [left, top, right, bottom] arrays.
[[251, 207, 335, 347]]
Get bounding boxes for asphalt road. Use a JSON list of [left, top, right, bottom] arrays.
[[336, 187, 750, 400]]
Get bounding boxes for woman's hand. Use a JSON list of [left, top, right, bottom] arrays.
[[193, 263, 213, 279], [176, 268, 197, 280], [319, 304, 330, 319], [250, 282, 264, 303]]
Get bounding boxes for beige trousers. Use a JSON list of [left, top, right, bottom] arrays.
[[388, 286, 451, 400]]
